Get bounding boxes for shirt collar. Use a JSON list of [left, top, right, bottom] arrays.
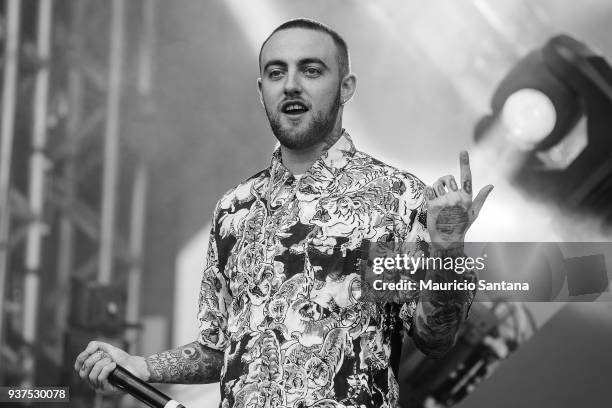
[[268, 129, 356, 186]]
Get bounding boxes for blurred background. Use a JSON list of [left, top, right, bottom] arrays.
[[1, 0, 612, 407]]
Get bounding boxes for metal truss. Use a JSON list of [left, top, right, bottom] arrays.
[[0, 0, 155, 387]]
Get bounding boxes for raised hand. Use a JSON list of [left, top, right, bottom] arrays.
[[424, 151, 493, 250]]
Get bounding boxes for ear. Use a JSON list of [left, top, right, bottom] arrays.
[[257, 77, 264, 107], [340, 73, 357, 105]]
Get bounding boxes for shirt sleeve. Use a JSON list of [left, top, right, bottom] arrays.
[[197, 203, 232, 351]]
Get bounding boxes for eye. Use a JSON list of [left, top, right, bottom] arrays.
[[268, 69, 284, 80], [304, 67, 321, 77]]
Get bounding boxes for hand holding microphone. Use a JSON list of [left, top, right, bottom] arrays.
[[74, 341, 187, 407], [74, 341, 146, 394]]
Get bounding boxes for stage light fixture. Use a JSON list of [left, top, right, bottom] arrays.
[[501, 88, 557, 149], [475, 34, 612, 224]]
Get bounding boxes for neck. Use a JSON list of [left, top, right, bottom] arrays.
[[280, 118, 343, 175]]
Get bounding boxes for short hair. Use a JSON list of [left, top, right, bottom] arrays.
[[259, 18, 350, 77]]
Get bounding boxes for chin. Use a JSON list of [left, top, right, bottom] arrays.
[[276, 128, 322, 150], [278, 135, 323, 150], [270, 109, 336, 150]]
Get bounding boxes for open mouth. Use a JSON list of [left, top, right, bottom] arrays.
[[281, 100, 309, 115]]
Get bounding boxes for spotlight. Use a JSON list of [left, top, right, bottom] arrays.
[[501, 88, 557, 150], [475, 34, 612, 224]]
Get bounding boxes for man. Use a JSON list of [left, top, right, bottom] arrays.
[[75, 18, 493, 407]]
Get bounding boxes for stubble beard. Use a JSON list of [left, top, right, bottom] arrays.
[[266, 88, 341, 150]]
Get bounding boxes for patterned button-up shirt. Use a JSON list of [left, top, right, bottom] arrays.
[[198, 131, 471, 408]]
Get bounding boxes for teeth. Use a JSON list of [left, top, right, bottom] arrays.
[[285, 104, 305, 112]]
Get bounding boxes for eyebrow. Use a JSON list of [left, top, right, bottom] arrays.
[[297, 58, 329, 69], [263, 57, 329, 72], [263, 59, 286, 72]]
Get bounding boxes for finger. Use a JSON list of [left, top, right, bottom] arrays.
[[95, 342, 122, 363], [79, 351, 104, 379], [432, 181, 445, 196], [83, 350, 105, 368], [90, 349, 108, 366], [75, 342, 101, 370], [85, 341, 102, 355], [424, 186, 436, 201], [460, 151, 472, 195], [89, 357, 112, 389], [99, 362, 118, 392], [79, 365, 89, 380], [440, 175, 458, 192], [88, 341, 116, 355], [84, 342, 119, 366], [75, 351, 89, 371], [471, 185, 494, 218]]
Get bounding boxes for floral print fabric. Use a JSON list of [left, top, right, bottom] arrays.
[[198, 132, 445, 408]]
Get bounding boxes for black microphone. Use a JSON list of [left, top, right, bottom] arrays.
[[108, 365, 187, 408]]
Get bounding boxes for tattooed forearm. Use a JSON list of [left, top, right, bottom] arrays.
[[145, 341, 224, 384], [413, 246, 476, 358]]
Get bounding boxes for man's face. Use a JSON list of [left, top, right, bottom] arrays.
[[258, 28, 343, 150]]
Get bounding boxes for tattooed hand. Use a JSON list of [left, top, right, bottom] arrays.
[[424, 151, 493, 251], [74, 341, 149, 395]]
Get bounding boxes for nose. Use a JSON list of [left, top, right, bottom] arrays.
[[283, 69, 302, 97]]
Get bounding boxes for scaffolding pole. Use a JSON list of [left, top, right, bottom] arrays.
[[53, 0, 86, 363], [124, 0, 156, 354], [0, 0, 22, 382], [138, 0, 156, 100], [94, 2, 126, 406], [125, 164, 148, 351], [21, 0, 54, 386], [98, 0, 125, 285]]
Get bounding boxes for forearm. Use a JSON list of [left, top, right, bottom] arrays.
[[145, 341, 224, 384], [412, 245, 475, 358], [413, 150, 491, 357]]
